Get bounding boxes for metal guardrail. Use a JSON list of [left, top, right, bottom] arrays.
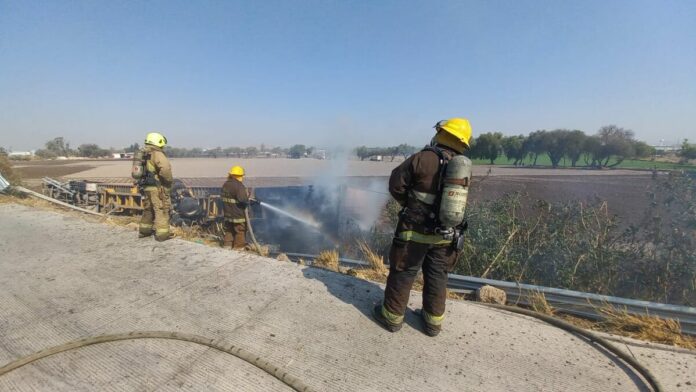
[[446, 275, 696, 336], [277, 252, 696, 336], [273, 252, 369, 269]]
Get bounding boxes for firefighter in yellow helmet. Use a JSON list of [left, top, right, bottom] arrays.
[[138, 132, 174, 241], [221, 165, 252, 249], [373, 118, 473, 336]]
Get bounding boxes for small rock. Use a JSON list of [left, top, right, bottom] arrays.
[[476, 285, 506, 304], [276, 253, 291, 262]]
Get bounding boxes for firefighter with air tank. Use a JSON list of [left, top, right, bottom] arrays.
[[133, 132, 174, 241], [373, 118, 473, 336], [221, 165, 258, 249]]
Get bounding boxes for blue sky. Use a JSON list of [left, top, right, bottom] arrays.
[[1, 0, 695, 150]]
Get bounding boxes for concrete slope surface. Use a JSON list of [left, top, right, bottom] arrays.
[[0, 203, 694, 392]]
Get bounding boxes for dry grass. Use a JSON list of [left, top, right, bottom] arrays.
[[171, 225, 205, 241], [0, 155, 22, 185], [252, 244, 270, 257], [0, 192, 48, 207], [348, 240, 389, 282], [528, 291, 555, 315], [357, 240, 387, 274], [314, 249, 339, 271], [447, 290, 467, 300], [596, 305, 696, 349]]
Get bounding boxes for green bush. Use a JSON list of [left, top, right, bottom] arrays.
[[370, 173, 696, 305]]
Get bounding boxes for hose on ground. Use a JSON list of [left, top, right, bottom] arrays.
[[480, 303, 663, 392], [245, 208, 262, 254], [0, 331, 314, 392]]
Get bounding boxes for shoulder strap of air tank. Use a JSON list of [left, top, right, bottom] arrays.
[[421, 146, 448, 192], [141, 148, 151, 163]]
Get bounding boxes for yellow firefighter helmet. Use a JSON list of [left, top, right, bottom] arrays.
[[434, 118, 472, 152], [229, 165, 245, 177], [144, 132, 167, 148]]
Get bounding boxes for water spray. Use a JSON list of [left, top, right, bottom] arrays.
[[259, 201, 322, 230]]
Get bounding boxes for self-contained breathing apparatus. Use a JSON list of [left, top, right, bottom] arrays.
[[131, 148, 158, 191], [400, 146, 472, 251]]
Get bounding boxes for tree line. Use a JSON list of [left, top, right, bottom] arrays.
[[34, 137, 112, 159], [28, 138, 320, 160], [14, 129, 696, 165], [163, 144, 316, 159], [353, 144, 419, 161], [469, 125, 656, 167]]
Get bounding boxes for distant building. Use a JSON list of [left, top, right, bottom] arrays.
[[112, 152, 134, 159], [8, 151, 33, 159], [651, 145, 680, 152]]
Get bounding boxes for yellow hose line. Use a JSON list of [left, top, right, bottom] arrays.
[[0, 331, 314, 392]]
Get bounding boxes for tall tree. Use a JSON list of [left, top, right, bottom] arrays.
[[289, 144, 306, 159], [397, 144, 418, 159], [596, 125, 636, 167], [354, 146, 370, 161], [45, 137, 71, 156], [540, 129, 569, 168], [502, 135, 526, 165], [680, 139, 696, 160], [471, 132, 504, 164], [523, 130, 546, 166], [564, 130, 587, 167], [77, 144, 109, 158]]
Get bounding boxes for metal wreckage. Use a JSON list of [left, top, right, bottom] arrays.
[[38, 176, 347, 252]]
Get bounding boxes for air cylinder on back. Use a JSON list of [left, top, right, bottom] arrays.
[[438, 155, 472, 228], [131, 149, 145, 180]]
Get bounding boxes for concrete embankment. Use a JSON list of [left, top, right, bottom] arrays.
[[0, 203, 694, 391]]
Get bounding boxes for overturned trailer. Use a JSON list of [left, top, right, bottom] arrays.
[[40, 177, 388, 253]]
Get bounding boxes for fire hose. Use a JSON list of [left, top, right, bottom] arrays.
[[0, 331, 315, 392], [0, 308, 664, 392], [245, 208, 262, 254], [479, 303, 663, 392]]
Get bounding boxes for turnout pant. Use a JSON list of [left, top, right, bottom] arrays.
[[139, 187, 171, 241], [223, 221, 247, 249], [382, 238, 458, 325]]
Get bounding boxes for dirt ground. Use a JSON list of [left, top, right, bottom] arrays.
[[13, 158, 653, 179], [470, 174, 657, 227]]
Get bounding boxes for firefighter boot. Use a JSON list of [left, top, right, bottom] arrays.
[[419, 309, 442, 337], [372, 305, 403, 332]]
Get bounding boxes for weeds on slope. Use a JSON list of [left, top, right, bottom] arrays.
[[313, 249, 339, 271], [449, 173, 696, 306], [597, 305, 696, 349], [0, 155, 22, 186]]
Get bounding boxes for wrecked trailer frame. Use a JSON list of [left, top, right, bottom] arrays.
[[0, 174, 9, 193]]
